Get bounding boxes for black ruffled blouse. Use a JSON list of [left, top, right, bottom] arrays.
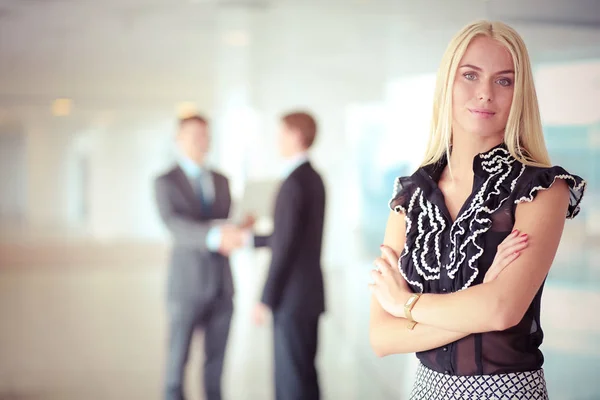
[[389, 144, 586, 376]]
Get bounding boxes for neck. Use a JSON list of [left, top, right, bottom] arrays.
[[285, 149, 308, 160], [449, 132, 503, 176], [187, 154, 205, 167]]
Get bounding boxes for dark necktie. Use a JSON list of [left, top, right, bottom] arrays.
[[195, 173, 212, 214]]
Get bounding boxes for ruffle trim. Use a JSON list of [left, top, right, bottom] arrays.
[[514, 167, 586, 219]]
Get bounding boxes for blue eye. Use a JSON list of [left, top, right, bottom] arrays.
[[496, 78, 512, 87], [463, 72, 477, 81]]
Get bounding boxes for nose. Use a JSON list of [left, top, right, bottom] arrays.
[[478, 81, 493, 103]]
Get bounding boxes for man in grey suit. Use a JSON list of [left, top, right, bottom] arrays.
[[154, 115, 248, 400]]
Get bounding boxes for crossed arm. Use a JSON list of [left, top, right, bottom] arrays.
[[369, 181, 570, 357], [369, 210, 470, 356]]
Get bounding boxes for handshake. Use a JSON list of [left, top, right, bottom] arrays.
[[218, 214, 256, 256]]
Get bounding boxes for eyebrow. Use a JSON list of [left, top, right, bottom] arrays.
[[459, 64, 515, 74]]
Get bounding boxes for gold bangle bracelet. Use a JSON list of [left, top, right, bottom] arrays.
[[407, 320, 418, 330], [404, 293, 422, 323]]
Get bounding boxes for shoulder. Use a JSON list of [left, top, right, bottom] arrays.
[[209, 169, 229, 183], [289, 162, 322, 185], [291, 161, 313, 177], [513, 164, 586, 219], [282, 172, 304, 192], [281, 166, 316, 201], [388, 169, 426, 214], [155, 165, 179, 183], [306, 162, 325, 186]]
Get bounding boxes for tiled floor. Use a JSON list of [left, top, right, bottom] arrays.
[[0, 242, 599, 400], [0, 246, 382, 400]]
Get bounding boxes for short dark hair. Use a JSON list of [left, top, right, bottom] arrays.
[[179, 114, 208, 129], [281, 111, 317, 149]]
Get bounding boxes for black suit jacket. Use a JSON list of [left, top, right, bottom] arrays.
[[255, 161, 326, 318], [154, 166, 234, 309]]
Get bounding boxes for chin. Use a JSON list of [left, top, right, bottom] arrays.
[[464, 123, 504, 140], [280, 148, 293, 158]]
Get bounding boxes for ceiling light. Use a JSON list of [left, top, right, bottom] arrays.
[[222, 30, 250, 47], [52, 98, 72, 117]]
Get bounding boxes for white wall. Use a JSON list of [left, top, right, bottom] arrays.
[[7, 13, 600, 250], [85, 117, 175, 240], [536, 59, 600, 125], [25, 124, 74, 228], [0, 131, 27, 221]]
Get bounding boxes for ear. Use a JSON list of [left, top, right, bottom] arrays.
[[290, 127, 304, 147]]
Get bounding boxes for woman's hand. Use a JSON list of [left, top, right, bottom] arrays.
[[483, 229, 529, 283], [369, 245, 411, 318], [370, 229, 527, 318]]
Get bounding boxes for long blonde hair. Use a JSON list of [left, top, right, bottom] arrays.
[[421, 20, 551, 168]]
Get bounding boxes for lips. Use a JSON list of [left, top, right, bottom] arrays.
[[469, 108, 496, 119]]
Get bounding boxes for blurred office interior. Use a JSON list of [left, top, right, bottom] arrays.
[[0, 0, 599, 398]]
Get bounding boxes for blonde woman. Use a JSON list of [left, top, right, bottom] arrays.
[[369, 20, 586, 399]]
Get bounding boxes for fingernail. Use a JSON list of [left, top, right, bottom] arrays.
[[512, 229, 519, 234], [380, 245, 384, 248], [521, 233, 528, 238]]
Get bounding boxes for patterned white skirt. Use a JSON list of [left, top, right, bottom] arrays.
[[410, 363, 548, 400]]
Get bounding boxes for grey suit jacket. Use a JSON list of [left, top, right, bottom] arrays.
[[154, 165, 234, 309]]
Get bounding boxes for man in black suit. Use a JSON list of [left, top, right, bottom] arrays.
[[252, 111, 326, 400], [154, 115, 249, 400]]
